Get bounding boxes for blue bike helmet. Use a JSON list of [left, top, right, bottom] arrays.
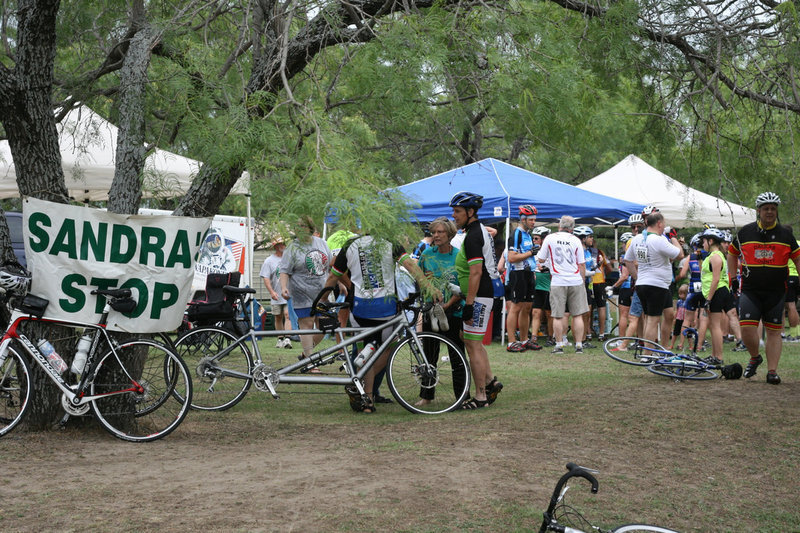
[[449, 191, 484, 210]]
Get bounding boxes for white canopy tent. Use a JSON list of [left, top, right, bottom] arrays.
[[577, 154, 756, 229], [0, 104, 254, 287], [0, 104, 249, 201]]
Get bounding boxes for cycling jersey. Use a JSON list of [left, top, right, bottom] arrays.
[[332, 235, 409, 319], [589, 247, 605, 284], [728, 222, 800, 292], [507, 226, 536, 271], [536, 231, 585, 287], [455, 219, 502, 298], [687, 251, 707, 293], [701, 249, 728, 299]]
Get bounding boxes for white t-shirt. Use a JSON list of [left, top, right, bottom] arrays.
[[536, 231, 585, 286], [624, 231, 680, 289], [259, 254, 286, 305]]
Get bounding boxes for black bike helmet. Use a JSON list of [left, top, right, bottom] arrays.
[[449, 191, 484, 210]]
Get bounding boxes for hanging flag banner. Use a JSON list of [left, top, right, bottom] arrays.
[[22, 197, 212, 332]]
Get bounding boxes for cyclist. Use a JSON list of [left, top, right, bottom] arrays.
[[623, 206, 684, 344], [505, 204, 540, 352], [536, 215, 589, 354], [700, 227, 734, 365], [450, 191, 504, 409], [531, 226, 553, 346], [325, 233, 441, 412], [574, 226, 596, 348], [678, 232, 709, 350], [727, 192, 800, 384], [585, 229, 611, 341]]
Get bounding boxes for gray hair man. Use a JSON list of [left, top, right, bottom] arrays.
[[536, 215, 589, 354]]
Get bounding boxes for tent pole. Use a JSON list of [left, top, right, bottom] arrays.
[[246, 193, 255, 328], [501, 216, 509, 346]]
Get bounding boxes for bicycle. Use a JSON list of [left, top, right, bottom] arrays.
[[0, 267, 193, 442], [172, 286, 471, 414], [602, 328, 742, 381], [538, 462, 679, 533]]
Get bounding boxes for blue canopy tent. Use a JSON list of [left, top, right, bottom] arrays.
[[392, 158, 644, 224], [391, 158, 645, 345]]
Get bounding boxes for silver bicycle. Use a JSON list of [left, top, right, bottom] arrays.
[[173, 287, 470, 414]]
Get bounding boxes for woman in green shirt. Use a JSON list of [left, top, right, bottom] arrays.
[[416, 217, 466, 406]]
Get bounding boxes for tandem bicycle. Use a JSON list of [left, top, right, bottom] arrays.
[[172, 286, 471, 414]]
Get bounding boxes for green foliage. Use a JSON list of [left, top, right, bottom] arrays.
[[17, 0, 800, 231]]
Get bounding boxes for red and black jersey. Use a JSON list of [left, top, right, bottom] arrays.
[[728, 222, 800, 291]]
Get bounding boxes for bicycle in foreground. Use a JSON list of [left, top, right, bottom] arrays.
[[602, 328, 742, 381], [539, 463, 679, 533], [173, 286, 470, 414], [0, 268, 192, 442]]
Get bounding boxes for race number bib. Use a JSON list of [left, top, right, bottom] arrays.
[[635, 244, 649, 264]]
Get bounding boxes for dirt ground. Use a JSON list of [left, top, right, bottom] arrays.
[[1, 357, 798, 532]]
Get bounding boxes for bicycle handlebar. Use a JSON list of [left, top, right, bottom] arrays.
[[682, 327, 699, 353], [538, 463, 599, 533]]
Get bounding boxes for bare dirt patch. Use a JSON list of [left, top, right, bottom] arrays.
[[1, 355, 798, 532]]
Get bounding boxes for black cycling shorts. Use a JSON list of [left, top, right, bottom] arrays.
[[707, 286, 734, 313], [508, 270, 535, 303], [533, 289, 551, 311], [592, 283, 607, 308], [635, 285, 671, 317], [738, 289, 785, 329], [618, 287, 633, 307], [786, 276, 798, 303]]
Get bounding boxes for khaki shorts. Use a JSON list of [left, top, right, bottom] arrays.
[[549, 285, 589, 318], [270, 302, 288, 316]]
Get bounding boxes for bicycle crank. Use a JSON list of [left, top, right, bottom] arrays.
[[252, 363, 280, 398], [61, 393, 90, 416]]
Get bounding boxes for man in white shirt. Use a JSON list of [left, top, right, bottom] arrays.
[[536, 215, 589, 354], [623, 207, 684, 343]]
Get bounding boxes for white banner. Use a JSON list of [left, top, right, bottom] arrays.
[[22, 198, 212, 332]]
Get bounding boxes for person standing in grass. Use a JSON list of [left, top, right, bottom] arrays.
[[536, 215, 589, 354], [728, 192, 800, 384], [450, 191, 504, 409], [416, 216, 466, 406], [700, 228, 733, 365]]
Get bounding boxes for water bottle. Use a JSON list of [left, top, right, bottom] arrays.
[[353, 342, 377, 368], [71, 334, 92, 375], [38, 339, 67, 374]]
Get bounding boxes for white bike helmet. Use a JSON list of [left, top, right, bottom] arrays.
[[641, 205, 660, 216], [574, 226, 593, 237], [620, 232, 633, 243], [0, 265, 30, 296], [628, 213, 643, 226], [755, 191, 781, 208], [532, 226, 551, 237]]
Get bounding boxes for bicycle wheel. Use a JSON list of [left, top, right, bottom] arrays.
[[173, 326, 253, 411], [0, 345, 32, 437], [603, 337, 669, 366], [647, 362, 718, 380], [387, 332, 470, 414], [90, 339, 192, 442], [611, 525, 680, 532]]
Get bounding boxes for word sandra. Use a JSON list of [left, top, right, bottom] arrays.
[[28, 213, 197, 268], [61, 275, 180, 319]]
